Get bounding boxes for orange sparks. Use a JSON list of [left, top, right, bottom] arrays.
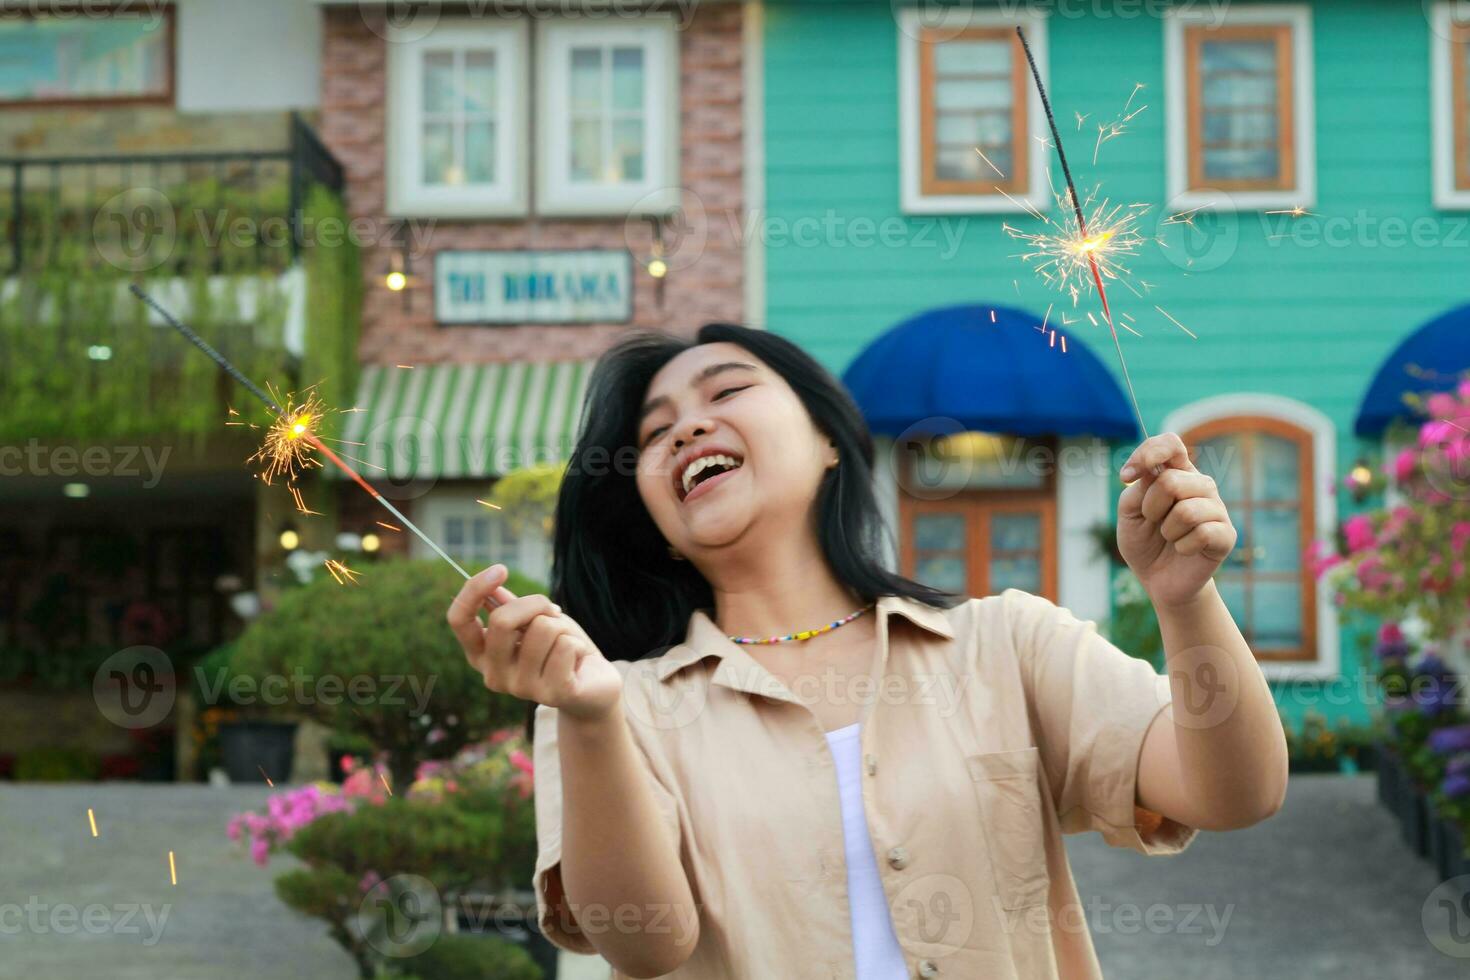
[[324, 559, 363, 586], [990, 309, 997, 323], [1266, 206, 1314, 218], [375, 521, 401, 533], [168, 851, 178, 886], [379, 772, 393, 797], [396, 364, 414, 369], [257, 766, 274, 787], [476, 499, 502, 510], [88, 808, 98, 838]]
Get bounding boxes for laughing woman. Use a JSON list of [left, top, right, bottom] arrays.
[[447, 323, 1288, 980]]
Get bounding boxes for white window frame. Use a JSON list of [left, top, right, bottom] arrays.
[[386, 17, 529, 218], [897, 7, 1050, 215], [535, 15, 680, 217], [1162, 394, 1339, 681], [416, 486, 534, 577], [1164, 4, 1316, 212], [1432, 3, 1470, 209]]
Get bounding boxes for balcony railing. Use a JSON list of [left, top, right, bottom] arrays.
[[0, 113, 345, 276]]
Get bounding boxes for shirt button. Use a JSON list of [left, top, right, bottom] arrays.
[[864, 754, 877, 775], [917, 959, 939, 977], [887, 846, 909, 870]]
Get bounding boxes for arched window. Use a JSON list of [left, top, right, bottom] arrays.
[[1182, 416, 1316, 662]]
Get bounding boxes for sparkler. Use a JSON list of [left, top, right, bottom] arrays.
[[1015, 26, 1149, 440], [129, 285, 496, 601]]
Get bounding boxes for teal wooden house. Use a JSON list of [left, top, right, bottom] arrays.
[[747, 0, 1470, 725]]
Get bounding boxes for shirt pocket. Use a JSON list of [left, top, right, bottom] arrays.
[[965, 746, 1050, 911]]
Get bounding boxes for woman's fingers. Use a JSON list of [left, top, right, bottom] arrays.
[[1141, 469, 1219, 525], [447, 565, 511, 659], [480, 594, 561, 692], [1120, 431, 1193, 483]]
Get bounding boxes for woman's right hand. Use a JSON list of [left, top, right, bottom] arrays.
[[447, 564, 623, 722]]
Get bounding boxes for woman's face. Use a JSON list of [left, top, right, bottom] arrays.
[[634, 342, 837, 558]]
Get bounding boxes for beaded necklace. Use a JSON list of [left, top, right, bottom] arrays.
[[726, 602, 875, 645]]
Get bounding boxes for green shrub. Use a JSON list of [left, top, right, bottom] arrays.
[[232, 559, 541, 787], [15, 746, 101, 781], [400, 934, 542, 980]]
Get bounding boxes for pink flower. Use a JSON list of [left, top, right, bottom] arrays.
[[1393, 448, 1418, 482], [359, 870, 383, 894], [1378, 622, 1404, 645], [509, 749, 533, 777], [340, 755, 357, 774], [250, 836, 270, 867], [1458, 378, 1470, 400], [1343, 514, 1377, 553], [226, 817, 242, 842], [1427, 392, 1458, 419]]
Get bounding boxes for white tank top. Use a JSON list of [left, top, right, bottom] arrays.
[[824, 721, 910, 979]]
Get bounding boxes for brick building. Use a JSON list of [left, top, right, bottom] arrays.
[[315, 0, 755, 585]]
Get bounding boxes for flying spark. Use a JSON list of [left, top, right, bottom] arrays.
[[88, 808, 98, 838], [324, 559, 363, 586]]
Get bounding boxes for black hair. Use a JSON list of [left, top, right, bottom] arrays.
[[547, 322, 963, 665]]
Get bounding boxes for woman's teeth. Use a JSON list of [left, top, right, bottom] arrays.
[[681, 454, 741, 496]]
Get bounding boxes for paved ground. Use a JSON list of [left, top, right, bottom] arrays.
[[0, 775, 1464, 979]]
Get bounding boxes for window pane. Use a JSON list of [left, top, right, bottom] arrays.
[[471, 518, 490, 549], [914, 513, 965, 551], [1253, 508, 1300, 572], [1203, 146, 1279, 180], [445, 517, 465, 550], [1201, 39, 1276, 74], [990, 557, 1040, 594], [0, 15, 170, 100], [934, 78, 1012, 111], [570, 47, 602, 113], [612, 118, 645, 182], [1252, 580, 1302, 646], [917, 556, 967, 593], [1195, 435, 1244, 502], [462, 50, 497, 113], [936, 145, 986, 181], [422, 122, 454, 184], [1253, 434, 1300, 502], [465, 121, 496, 183], [933, 39, 1009, 75], [1202, 73, 1277, 108], [611, 46, 644, 111], [570, 118, 601, 181], [423, 51, 455, 114], [936, 111, 1011, 148], [991, 514, 1040, 552], [1203, 110, 1277, 144]]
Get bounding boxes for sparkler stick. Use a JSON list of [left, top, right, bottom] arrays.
[[1015, 27, 1149, 441], [129, 285, 497, 601]]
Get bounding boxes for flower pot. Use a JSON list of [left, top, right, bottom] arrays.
[[1401, 787, 1430, 858], [219, 720, 297, 784], [453, 892, 558, 980], [1376, 748, 1399, 811]]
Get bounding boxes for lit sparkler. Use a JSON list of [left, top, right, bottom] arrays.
[[1015, 26, 1149, 440], [324, 559, 363, 586], [129, 285, 498, 603]]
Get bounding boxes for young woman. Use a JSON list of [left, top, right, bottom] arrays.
[[447, 323, 1288, 980]]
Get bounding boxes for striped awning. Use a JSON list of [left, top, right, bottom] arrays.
[[334, 361, 595, 480]]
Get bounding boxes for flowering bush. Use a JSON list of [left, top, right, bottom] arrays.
[[226, 757, 391, 868], [1313, 379, 1470, 643]]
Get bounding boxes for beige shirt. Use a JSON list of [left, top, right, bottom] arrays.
[[532, 588, 1199, 979]]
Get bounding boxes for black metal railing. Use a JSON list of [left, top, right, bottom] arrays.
[[0, 112, 345, 276]]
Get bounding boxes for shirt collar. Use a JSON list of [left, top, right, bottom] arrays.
[[653, 592, 956, 685]]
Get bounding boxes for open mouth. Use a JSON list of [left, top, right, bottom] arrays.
[[677, 452, 744, 503]]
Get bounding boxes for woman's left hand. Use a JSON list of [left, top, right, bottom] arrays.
[[1117, 432, 1238, 609]]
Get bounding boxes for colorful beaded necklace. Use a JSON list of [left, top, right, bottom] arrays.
[[726, 602, 875, 645]]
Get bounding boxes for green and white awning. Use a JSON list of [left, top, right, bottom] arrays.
[[334, 361, 595, 480]]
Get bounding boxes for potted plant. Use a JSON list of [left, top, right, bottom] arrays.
[[327, 731, 376, 783], [1426, 725, 1470, 881], [196, 640, 299, 784]]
